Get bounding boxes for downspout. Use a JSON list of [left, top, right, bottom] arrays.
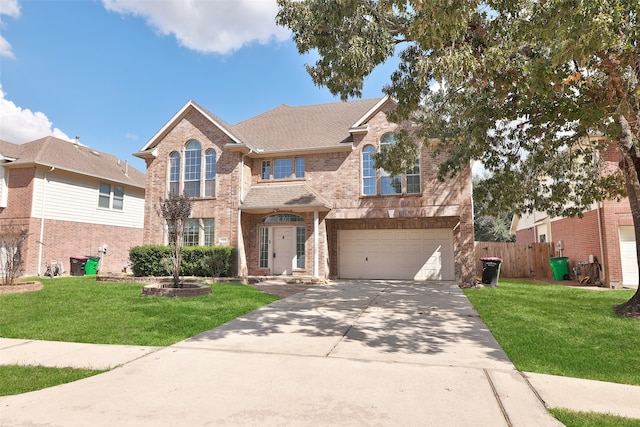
[[37, 167, 55, 275], [597, 201, 606, 285]]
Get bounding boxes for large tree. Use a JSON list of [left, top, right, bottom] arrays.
[[473, 177, 516, 242], [277, 0, 640, 315]]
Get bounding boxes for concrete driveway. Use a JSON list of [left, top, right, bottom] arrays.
[[0, 281, 561, 426]]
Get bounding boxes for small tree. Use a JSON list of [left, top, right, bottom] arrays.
[[156, 194, 193, 288], [0, 227, 28, 286]]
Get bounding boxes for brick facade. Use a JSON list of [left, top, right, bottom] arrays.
[[139, 99, 475, 284]]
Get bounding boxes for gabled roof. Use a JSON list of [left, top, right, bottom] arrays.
[[136, 96, 393, 157], [135, 100, 245, 158], [240, 183, 332, 213], [232, 97, 388, 152], [0, 137, 146, 189]]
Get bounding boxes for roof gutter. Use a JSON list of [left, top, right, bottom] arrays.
[[7, 161, 145, 189], [236, 144, 354, 158]]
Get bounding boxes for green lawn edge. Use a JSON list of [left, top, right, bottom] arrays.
[[464, 279, 640, 386]]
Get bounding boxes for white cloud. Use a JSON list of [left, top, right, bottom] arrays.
[[102, 0, 290, 55], [0, 85, 72, 143], [0, 0, 20, 58]]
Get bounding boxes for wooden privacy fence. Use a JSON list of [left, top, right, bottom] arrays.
[[474, 241, 555, 279]]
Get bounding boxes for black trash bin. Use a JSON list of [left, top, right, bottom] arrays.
[[70, 256, 88, 276], [480, 257, 503, 287]]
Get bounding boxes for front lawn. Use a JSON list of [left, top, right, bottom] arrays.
[[550, 408, 640, 427], [0, 365, 106, 396], [464, 280, 640, 385], [0, 276, 280, 346]]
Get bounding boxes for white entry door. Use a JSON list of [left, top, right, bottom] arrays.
[[273, 227, 294, 275]]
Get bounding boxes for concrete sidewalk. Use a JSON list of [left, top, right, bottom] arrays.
[[0, 281, 637, 426], [0, 338, 160, 370]]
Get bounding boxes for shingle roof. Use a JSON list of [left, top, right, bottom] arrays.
[[232, 98, 384, 151], [137, 97, 390, 157], [0, 137, 146, 189], [240, 183, 332, 212]]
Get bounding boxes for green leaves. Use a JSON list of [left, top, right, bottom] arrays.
[[277, 0, 637, 217]]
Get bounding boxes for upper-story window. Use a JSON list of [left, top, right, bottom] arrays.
[[362, 145, 376, 196], [168, 140, 217, 198], [205, 149, 216, 197], [261, 157, 305, 180], [98, 182, 124, 210], [361, 133, 421, 196], [169, 152, 180, 196], [184, 140, 201, 198]]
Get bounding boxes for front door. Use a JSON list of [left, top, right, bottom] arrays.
[[273, 227, 294, 275]]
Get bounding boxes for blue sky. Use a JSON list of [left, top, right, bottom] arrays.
[[0, 0, 396, 172]]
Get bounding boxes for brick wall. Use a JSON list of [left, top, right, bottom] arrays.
[[144, 104, 474, 282], [547, 198, 632, 287], [515, 228, 536, 243], [550, 210, 601, 270], [0, 167, 36, 277], [142, 109, 240, 252], [19, 219, 142, 276]]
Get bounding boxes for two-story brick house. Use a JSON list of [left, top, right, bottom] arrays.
[[0, 136, 146, 277], [135, 97, 474, 283]]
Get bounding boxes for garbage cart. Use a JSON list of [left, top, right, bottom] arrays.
[[70, 256, 88, 276], [85, 256, 100, 275], [480, 257, 503, 287], [549, 256, 570, 280]]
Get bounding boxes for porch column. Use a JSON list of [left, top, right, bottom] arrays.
[[313, 210, 319, 279]]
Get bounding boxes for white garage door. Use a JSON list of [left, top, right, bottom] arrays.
[[338, 229, 455, 281], [619, 226, 639, 288]]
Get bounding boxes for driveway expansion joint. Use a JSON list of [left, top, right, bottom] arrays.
[[323, 285, 389, 358]]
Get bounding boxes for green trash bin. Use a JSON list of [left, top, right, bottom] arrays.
[[549, 256, 570, 281], [85, 256, 100, 275]]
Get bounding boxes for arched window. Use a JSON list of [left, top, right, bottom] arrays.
[[204, 149, 216, 197], [362, 145, 376, 195], [169, 151, 180, 196], [262, 213, 304, 223], [361, 133, 421, 196], [184, 140, 201, 197]]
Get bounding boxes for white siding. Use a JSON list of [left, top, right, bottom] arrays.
[[0, 166, 7, 208], [31, 169, 144, 228]]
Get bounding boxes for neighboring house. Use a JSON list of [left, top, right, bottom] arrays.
[[511, 143, 637, 288], [0, 137, 146, 276], [135, 97, 474, 283]]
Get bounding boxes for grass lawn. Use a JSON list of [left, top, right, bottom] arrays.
[[0, 365, 106, 396], [0, 276, 280, 346], [0, 276, 280, 395], [550, 408, 640, 427], [464, 280, 640, 386]]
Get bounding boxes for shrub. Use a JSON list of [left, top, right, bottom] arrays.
[[129, 245, 170, 277], [129, 245, 233, 277]]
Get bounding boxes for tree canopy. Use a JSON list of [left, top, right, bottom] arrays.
[[277, 0, 640, 313], [277, 0, 636, 216]]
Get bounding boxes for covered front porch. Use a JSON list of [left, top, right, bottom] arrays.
[[237, 183, 331, 280]]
